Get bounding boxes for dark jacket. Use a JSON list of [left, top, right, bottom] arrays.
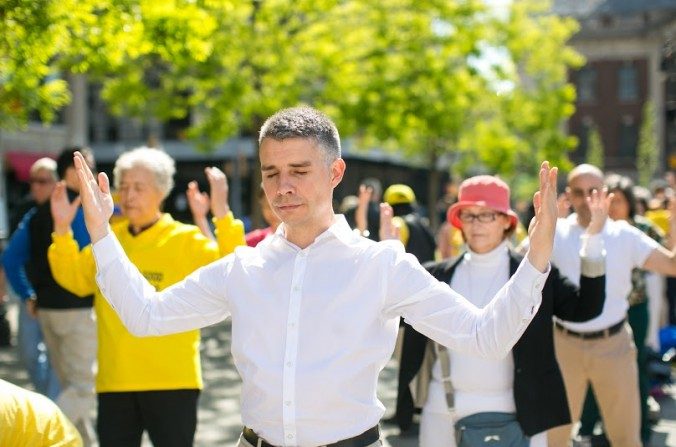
[[415, 251, 605, 436], [391, 210, 437, 430], [26, 191, 94, 309]]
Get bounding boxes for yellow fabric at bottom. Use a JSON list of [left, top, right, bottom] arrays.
[[0, 379, 82, 447]]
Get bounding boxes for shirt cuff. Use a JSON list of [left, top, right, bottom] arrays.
[[92, 232, 124, 273], [580, 233, 604, 258], [579, 234, 605, 278], [512, 258, 549, 319], [213, 211, 244, 233], [50, 231, 78, 251]]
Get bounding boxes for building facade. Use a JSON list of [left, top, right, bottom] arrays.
[[554, 0, 676, 175]]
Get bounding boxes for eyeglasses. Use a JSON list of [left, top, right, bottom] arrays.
[[569, 187, 599, 198], [29, 177, 55, 185], [458, 211, 501, 223]]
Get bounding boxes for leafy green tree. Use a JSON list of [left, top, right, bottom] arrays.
[[337, 0, 582, 222], [637, 100, 658, 187], [0, 0, 72, 127], [3, 0, 583, 223], [586, 125, 604, 170]]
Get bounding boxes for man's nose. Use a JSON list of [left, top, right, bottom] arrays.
[[276, 173, 295, 195]]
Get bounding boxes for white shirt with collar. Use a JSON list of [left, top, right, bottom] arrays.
[[92, 215, 548, 446], [553, 213, 659, 332]]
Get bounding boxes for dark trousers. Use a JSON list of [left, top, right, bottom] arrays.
[[579, 301, 650, 443], [668, 277, 676, 325], [97, 389, 200, 447], [394, 322, 428, 431]]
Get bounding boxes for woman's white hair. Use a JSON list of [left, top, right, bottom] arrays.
[[29, 157, 57, 179], [113, 147, 175, 199]]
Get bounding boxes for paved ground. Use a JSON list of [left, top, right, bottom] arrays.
[[1, 302, 675, 446]]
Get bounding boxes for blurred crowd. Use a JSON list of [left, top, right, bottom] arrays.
[[1, 132, 675, 447]]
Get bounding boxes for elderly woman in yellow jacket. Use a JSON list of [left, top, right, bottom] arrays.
[[48, 147, 245, 447]]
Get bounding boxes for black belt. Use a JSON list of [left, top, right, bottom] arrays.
[[242, 426, 380, 447], [555, 318, 626, 340]]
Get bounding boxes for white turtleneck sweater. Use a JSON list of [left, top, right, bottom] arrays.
[[425, 240, 515, 418]]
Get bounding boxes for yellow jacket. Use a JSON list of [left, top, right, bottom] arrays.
[[0, 379, 82, 447], [48, 213, 244, 392]]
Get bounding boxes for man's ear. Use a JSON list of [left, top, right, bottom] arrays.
[[330, 158, 346, 188]]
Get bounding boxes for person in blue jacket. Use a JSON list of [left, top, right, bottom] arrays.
[[2, 147, 97, 445], [2, 157, 61, 399]]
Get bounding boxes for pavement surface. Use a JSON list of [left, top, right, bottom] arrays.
[[1, 302, 675, 446]]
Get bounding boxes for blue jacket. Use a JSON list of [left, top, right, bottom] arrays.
[[2, 199, 90, 303]]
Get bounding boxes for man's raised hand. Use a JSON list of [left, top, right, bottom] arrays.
[[74, 151, 113, 243], [50, 181, 81, 235], [586, 188, 612, 235], [205, 167, 230, 219]]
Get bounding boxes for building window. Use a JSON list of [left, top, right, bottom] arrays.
[[618, 116, 638, 158], [576, 117, 594, 159], [618, 64, 638, 102], [577, 67, 597, 103]]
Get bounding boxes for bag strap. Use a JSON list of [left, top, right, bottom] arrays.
[[433, 341, 455, 411]]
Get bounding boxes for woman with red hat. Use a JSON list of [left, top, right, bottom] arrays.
[[414, 175, 610, 447]]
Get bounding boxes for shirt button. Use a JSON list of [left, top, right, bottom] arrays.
[[293, 286, 300, 292], [285, 401, 292, 406], [287, 434, 294, 439], [286, 362, 292, 367]]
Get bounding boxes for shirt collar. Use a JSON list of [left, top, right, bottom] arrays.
[[271, 214, 356, 249]]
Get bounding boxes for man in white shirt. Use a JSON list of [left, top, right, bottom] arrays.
[[547, 164, 676, 447], [72, 107, 558, 447]]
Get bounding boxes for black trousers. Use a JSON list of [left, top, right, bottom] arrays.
[[97, 389, 200, 447]]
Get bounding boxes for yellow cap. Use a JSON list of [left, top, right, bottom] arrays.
[[384, 184, 415, 205]]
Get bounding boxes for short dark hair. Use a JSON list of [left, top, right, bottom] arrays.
[[605, 173, 636, 219], [259, 107, 341, 164], [56, 146, 94, 180]]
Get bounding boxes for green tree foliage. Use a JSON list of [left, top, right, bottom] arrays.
[[458, 0, 582, 201], [586, 125, 604, 170], [0, 0, 71, 127], [2, 0, 582, 212], [637, 100, 658, 187]]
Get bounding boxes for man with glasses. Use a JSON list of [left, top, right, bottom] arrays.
[[544, 164, 676, 446], [2, 158, 60, 398]]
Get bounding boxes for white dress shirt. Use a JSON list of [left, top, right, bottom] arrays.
[[553, 214, 659, 332], [93, 215, 548, 446]]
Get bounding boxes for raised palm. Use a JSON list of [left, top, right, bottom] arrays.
[[186, 181, 210, 219], [50, 181, 81, 234], [586, 188, 612, 235], [74, 151, 114, 243], [526, 161, 558, 273]]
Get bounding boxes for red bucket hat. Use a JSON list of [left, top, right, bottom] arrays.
[[447, 175, 519, 229]]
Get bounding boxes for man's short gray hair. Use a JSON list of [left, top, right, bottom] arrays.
[[113, 147, 175, 199], [259, 107, 341, 164]]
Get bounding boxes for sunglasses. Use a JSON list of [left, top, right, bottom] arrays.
[[568, 187, 600, 198]]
